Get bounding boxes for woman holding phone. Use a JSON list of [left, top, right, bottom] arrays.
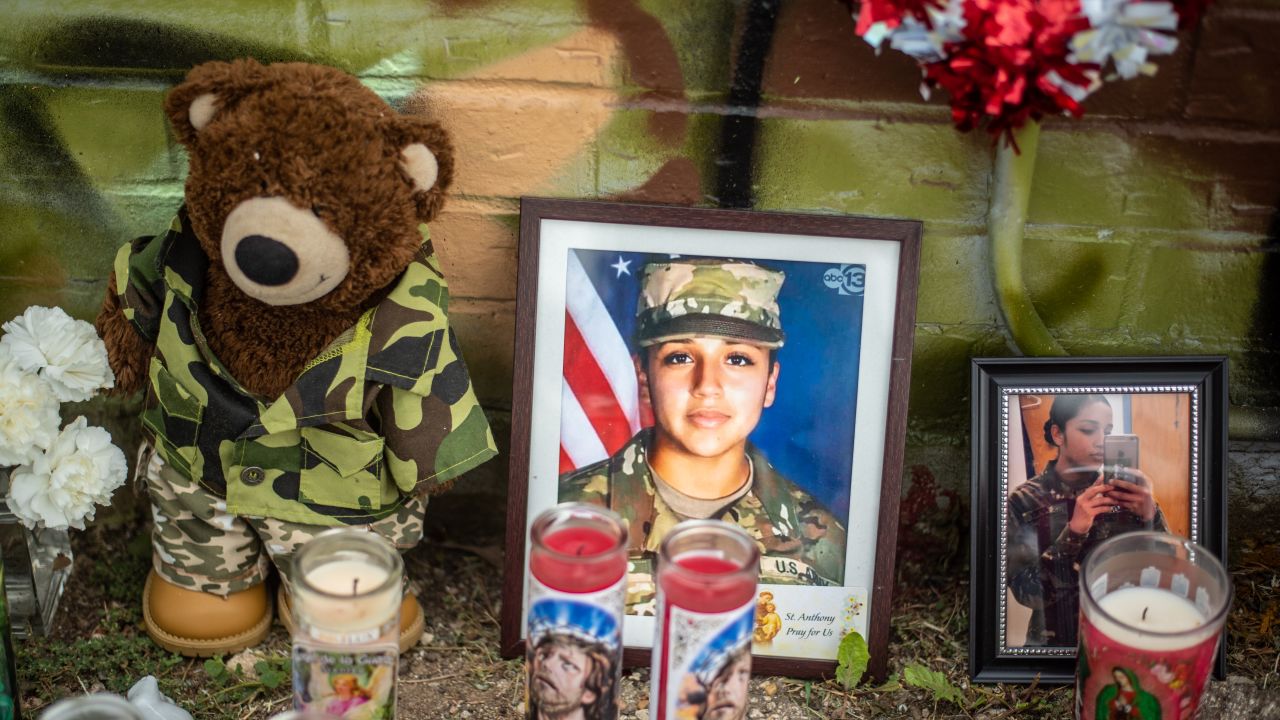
[[1006, 394, 1168, 647]]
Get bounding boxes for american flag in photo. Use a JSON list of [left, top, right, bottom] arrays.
[[559, 250, 654, 474]]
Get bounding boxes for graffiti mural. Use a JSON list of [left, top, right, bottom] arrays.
[[0, 0, 1276, 446]]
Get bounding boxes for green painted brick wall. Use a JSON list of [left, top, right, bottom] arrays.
[[1, 0, 1276, 486]]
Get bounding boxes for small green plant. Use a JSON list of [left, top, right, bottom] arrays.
[[202, 657, 230, 684], [875, 672, 901, 691], [903, 662, 964, 706], [254, 658, 289, 689], [17, 606, 183, 705], [835, 630, 870, 690], [202, 654, 291, 702]]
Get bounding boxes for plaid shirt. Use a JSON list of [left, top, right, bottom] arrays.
[[1006, 460, 1167, 646]]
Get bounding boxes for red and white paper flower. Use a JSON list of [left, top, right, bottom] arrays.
[[854, 0, 1204, 139]]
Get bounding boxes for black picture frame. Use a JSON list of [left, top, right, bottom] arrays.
[[500, 198, 922, 680], [969, 356, 1229, 684]]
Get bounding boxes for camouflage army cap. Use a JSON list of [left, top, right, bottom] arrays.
[[635, 258, 785, 348]]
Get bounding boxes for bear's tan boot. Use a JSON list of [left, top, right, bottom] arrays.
[[143, 570, 273, 657], [276, 585, 425, 654]]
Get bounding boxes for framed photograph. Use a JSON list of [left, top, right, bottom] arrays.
[[969, 357, 1229, 684], [500, 198, 921, 678]]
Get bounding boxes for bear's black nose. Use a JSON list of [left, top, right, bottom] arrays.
[[235, 234, 299, 286]]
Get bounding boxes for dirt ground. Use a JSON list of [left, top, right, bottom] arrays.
[[13, 483, 1280, 719]]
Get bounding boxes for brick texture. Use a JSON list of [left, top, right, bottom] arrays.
[[0, 0, 1276, 448]]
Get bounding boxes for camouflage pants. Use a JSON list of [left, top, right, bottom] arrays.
[[142, 444, 426, 596]]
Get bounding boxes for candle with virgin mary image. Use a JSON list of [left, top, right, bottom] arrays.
[[1075, 532, 1231, 720]]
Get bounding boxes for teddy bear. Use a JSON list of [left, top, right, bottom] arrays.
[[95, 58, 497, 657]]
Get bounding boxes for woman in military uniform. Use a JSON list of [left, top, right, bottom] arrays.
[[1006, 394, 1168, 647], [559, 258, 847, 616]]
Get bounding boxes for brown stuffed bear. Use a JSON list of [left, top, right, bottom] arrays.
[[96, 58, 496, 657]]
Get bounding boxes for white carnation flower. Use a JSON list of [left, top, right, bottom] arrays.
[[7, 416, 127, 530], [0, 345, 61, 466], [1, 306, 115, 402]]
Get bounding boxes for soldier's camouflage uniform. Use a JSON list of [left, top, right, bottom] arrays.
[[114, 209, 497, 595], [560, 429, 846, 616], [1006, 461, 1167, 646]]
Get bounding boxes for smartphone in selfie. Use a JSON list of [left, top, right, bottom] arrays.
[[1103, 434, 1139, 484]]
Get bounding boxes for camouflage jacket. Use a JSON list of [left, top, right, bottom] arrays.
[[1006, 461, 1168, 646], [560, 429, 846, 616], [113, 209, 497, 526]]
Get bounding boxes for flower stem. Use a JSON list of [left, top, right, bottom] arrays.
[[989, 121, 1065, 356]]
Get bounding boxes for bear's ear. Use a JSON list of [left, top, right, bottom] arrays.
[[163, 58, 273, 146], [384, 116, 455, 223]]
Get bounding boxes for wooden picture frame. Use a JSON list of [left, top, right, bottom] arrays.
[[500, 198, 921, 679], [970, 356, 1229, 684]]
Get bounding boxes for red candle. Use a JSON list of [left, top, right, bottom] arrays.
[[525, 503, 628, 720], [651, 521, 760, 720], [660, 554, 756, 613], [530, 526, 627, 593]]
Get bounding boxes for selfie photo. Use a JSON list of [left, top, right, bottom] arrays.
[[1004, 392, 1193, 649], [969, 356, 1228, 684]]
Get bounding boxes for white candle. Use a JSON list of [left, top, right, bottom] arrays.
[[1093, 586, 1210, 651], [309, 561, 389, 594], [289, 529, 403, 719], [295, 558, 399, 635], [307, 559, 389, 595]]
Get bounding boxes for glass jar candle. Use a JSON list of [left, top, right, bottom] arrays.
[[651, 520, 759, 720], [290, 529, 403, 718], [1076, 531, 1231, 720], [525, 503, 628, 720]]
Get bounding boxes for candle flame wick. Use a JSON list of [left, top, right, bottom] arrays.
[[1142, 606, 1148, 621], [353, 578, 359, 596], [575, 544, 585, 556]]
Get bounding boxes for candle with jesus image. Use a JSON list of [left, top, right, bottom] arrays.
[[525, 503, 628, 720], [1076, 532, 1231, 720], [651, 520, 759, 720], [290, 529, 402, 718]]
